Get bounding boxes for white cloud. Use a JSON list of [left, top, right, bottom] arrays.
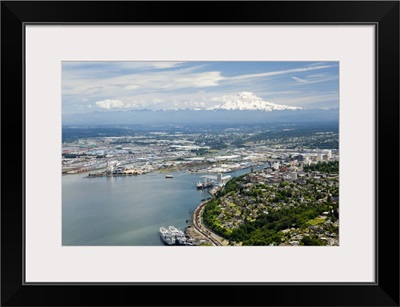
[[291, 76, 308, 83], [229, 65, 332, 81], [63, 69, 224, 99], [291, 74, 338, 85], [272, 93, 338, 108], [307, 74, 325, 78], [124, 84, 140, 90], [96, 99, 138, 109], [172, 71, 223, 88], [151, 62, 184, 69]]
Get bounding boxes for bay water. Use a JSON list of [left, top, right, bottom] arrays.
[[62, 167, 261, 246]]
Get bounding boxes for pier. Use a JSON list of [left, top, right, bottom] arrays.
[[199, 174, 232, 186]]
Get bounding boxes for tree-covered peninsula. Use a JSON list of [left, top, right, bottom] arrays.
[[203, 161, 339, 246]]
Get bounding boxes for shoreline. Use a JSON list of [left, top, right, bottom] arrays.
[[187, 187, 229, 246], [65, 160, 265, 177]]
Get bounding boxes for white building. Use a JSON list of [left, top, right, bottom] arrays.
[[325, 150, 332, 160], [217, 173, 223, 185]]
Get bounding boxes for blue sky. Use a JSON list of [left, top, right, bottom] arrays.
[[62, 61, 339, 114]]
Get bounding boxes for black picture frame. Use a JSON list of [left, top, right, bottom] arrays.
[[1, 1, 399, 306]]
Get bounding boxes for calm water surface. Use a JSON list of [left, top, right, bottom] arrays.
[[62, 167, 260, 246]]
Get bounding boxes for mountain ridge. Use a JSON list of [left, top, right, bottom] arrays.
[[207, 91, 302, 111], [63, 108, 338, 125]]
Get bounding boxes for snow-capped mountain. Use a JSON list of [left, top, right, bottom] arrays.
[[207, 91, 302, 111]]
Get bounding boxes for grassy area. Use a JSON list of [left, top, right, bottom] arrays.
[[200, 242, 213, 246], [307, 216, 327, 226]]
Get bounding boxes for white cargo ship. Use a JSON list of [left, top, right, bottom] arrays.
[[159, 226, 176, 245], [159, 225, 195, 246], [168, 225, 187, 245]]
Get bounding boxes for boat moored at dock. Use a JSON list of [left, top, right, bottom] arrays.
[[159, 225, 196, 245], [196, 179, 215, 189], [168, 225, 188, 244], [159, 226, 176, 245], [168, 225, 185, 237]]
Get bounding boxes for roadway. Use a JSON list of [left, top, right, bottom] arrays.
[[191, 200, 226, 246]]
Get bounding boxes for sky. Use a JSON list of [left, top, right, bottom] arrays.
[[62, 61, 339, 114]]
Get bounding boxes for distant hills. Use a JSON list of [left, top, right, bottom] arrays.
[[62, 108, 339, 125]]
